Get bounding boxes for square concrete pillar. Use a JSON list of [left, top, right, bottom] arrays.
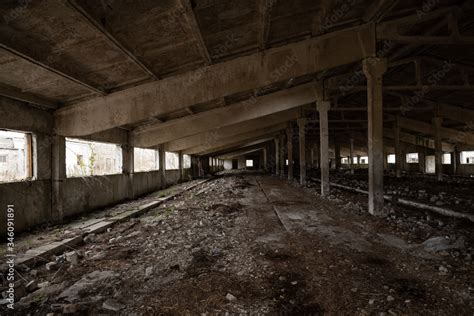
[[433, 117, 443, 181], [159, 145, 166, 187], [274, 138, 280, 175], [286, 125, 294, 180], [334, 142, 341, 170], [452, 147, 459, 175], [317, 100, 331, 196], [52, 135, 66, 223], [279, 132, 286, 178], [363, 57, 387, 216], [298, 118, 307, 185], [314, 142, 320, 169], [349, 138, 355, 175], [122, 143, 134, 199], [418, 149, 426, 174], [263, 148, 268, 171], [393, 119, 402, 178], [178, 151, 184, 181]]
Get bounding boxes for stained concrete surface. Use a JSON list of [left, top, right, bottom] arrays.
[[1, 173, 473, 314]]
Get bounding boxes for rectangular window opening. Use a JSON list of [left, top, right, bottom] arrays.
[[66, 138, 122, 177], [359, 156, 368, 164], [134, 147, 159, 172], [406, 153, 419, 164], [246, 159, 254, 167], [165, 152, 179, 170], [460, 151, 474, 164], [387, 154, 396, 164], [0, 130, 34, 183], [183, 154, 191, 169], [442, 153, 451, 165]]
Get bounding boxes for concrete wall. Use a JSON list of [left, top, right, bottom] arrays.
[[0, 98, 53, 234], [133, 171, 162, 197], [63, 174, 129, 218]]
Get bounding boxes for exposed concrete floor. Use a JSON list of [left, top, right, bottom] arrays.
[[2, 173, 473, 314]]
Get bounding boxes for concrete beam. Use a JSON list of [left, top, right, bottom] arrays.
[[0, 41, 106, 96], [199, 137, 275, 157], [177, 0, 212, 65], [66, 0, 159, 80], [0, 83, 57, 109], [257, 0, 275, 50], [184, 124, 284, 155], [219, 147, 263, 159], [132, 83, 315, 147], [54, 24, 375, 136], [432, 101, 474, 124], [383, 128, 454, 152], [389, 115, 474, 146], [163, 108, 300, 152]]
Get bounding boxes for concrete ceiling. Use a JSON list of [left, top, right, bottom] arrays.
[[1, 0, 474, 156]]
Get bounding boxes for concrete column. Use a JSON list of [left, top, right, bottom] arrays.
[[452, 147, 459, 175], [263, 148, 268, 171], [393, 119, 402, 178], [274, 138, 280, 175], [349, 137, 355, 175], [433, 116, 443, 181], [122, 143, 134, 199], [418, 148, 426, 174], [279, 132, 285, 178], [334, 142, 341, 170], [298, 118, 307, 185], [363, 57, 387, 216], [178, 151, 184, 181], [286, 125, 294, 180], [159, 144, 166, 187], [317, 100, 331, 196], [191, 155, 198, 177], [51, 135, 66, 223], [315, 142, 320, 169]]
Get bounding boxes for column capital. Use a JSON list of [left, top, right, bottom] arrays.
[[316, 100, 331, 112], [297, 117, 307, 127], [313, 80, 325, 101], [362, 57, 387, 79], [432, 116, 443, 126]]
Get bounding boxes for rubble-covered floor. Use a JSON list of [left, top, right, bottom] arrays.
[[3, 173, 473, 315], [316, 169, 474, 215]]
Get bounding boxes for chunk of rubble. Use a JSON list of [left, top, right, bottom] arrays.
[[420, 236, 465, 253], [103, 299, 125, 311], [58, 270, 117, 302], [65, 251, 79, 265]]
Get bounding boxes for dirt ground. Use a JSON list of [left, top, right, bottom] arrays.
[[2, 172, 473, 315]]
